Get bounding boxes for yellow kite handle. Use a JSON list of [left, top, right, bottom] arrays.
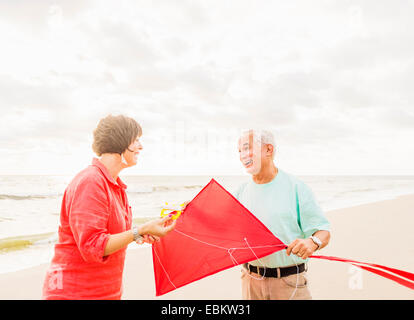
[[160, 202, 186, 220]]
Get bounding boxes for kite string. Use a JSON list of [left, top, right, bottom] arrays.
[[174, 229, 229, 250], [174, 229, 286, 251], [175, 229, 242, 266], [243, 237, 266, 281], [170, 229, 300, 298], [227, 248, 239, 265], [153, 246, 177, 289], [289, 259, 300, 300], [244, 236, 300, 300]]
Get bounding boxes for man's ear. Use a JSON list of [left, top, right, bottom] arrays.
[[267, 144, 274, 157]]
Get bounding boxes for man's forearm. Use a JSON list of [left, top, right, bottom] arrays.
[[312, 230, 330, 250]]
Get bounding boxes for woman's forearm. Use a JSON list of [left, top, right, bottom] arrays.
[[103, 230, 134, 256], [103, 224, 149, 256], [103, 216, 175, 257]]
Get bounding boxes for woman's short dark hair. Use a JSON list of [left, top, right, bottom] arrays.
[[92, 114, 142, 156]]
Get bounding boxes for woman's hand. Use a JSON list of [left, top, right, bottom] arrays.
[[135, 201, 190, 245], [136, 234, 160, 245], [139, 216, 176, 239], [181, 200, 190, 212]]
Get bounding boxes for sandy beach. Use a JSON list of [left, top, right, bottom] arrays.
[[1, 194, 413, 300]]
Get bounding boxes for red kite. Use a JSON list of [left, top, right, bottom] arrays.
[[152, 179, 286, 296], [152, 179, 414, 296]]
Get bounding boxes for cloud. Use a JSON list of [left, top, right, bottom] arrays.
[[0, 74, 71, 110], [0, 1, 413, 174], [0, 0, 90, 34], [378, 107, 414, 129], [80, 19, 159, 68]]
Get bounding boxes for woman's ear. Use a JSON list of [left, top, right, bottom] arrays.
[[121, 153, 128, 165]]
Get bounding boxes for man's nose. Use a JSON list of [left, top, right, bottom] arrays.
[[240, 151, 250, 160]]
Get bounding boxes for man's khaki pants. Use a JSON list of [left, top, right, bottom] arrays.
[[241, 266, 312, 300]]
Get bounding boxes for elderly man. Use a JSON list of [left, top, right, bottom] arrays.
[[234, 129, 330, 300]]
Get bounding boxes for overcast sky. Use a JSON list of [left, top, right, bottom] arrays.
[[0, 0, 413, 176]]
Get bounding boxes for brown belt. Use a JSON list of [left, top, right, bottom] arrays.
[[244, 263, 306, 278]]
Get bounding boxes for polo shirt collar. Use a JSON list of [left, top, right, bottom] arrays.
[[92, 158, 127, 190]]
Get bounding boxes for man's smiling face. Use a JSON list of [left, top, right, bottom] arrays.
[[238, 131, 263, 175]]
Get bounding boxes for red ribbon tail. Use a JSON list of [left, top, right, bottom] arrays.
[[310, 255, 414, 290]]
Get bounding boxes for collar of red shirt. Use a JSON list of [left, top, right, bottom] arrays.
[[92, 158, 127, 190]]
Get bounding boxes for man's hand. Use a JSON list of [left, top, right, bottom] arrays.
[[286, 238, 318, 260]]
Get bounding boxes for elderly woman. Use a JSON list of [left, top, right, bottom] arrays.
[[42, 115, 176, 300]]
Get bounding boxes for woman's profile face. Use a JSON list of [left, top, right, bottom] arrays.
[[123, 136, 143, 167]]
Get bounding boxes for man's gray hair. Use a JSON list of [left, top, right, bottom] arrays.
[[239, 129, 276, 158], [240, 129, 275, 147]]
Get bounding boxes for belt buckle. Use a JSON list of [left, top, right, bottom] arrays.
[[260, 266, 266, 277], [245, 263, 252, 273], [276, 267, 281, 278]]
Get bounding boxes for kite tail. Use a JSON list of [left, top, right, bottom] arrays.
[[310, 255, 414, 290]]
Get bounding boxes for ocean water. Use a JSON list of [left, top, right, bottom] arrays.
[[1, 174, 414, 274]]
